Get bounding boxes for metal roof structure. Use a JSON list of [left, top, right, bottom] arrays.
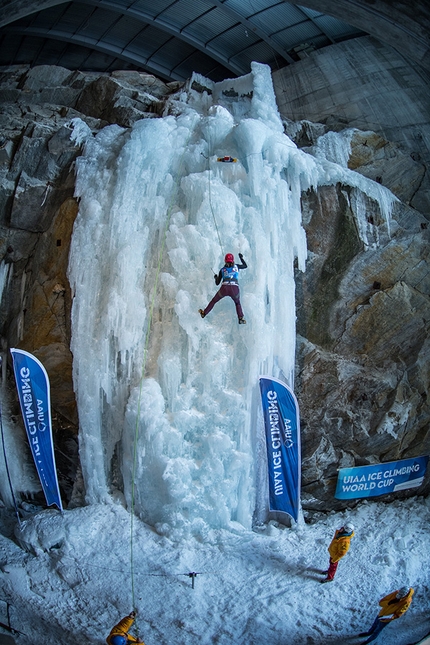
[[0, 0, 365, 81]]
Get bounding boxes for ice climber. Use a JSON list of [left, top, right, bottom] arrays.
[[358, 587, 414, 643], [320, 522, 355, 583], [199, 252, 247, 324], [106, 611, 145, 645]]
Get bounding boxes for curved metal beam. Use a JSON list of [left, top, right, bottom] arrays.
[[0, 0, 296, 70], [1, 0, 428, 74], [4, 24, 190, 80], [0, 0, 248, 75], [296, 6, 336, 44], [208, 0, 296, 64], [77, 0, 247, 74]]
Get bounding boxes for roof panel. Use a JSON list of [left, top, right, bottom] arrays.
[[102, 15, 145, 48], [251, 2, 306, 25], [29, 4, 70, 29], [173, 48, 230, 78], [75, 48, 123, 69], [51, 42, 93, 68], [0, 34, 22, 64], [210, 22, 260, 59], [156, 0, 215, 30], [184, 6, 238, 44], [225, 0, 271, 14], [313, 14, 362, 40], [231, 39, 277, 69], [296, 5, 324, 19], [149, 36, 195, 70], [31, 42, 60, 66], [0, 0, 369, 82], [128, 0, 176, 20], [78, 8, 124, 40], [272, 20, 322, 49], [247, 4, 308, 34], [54, 4, 96, 33], [127, 24, 173, 57]]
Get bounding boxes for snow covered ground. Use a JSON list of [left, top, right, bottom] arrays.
[[0, 495, 429, 644]]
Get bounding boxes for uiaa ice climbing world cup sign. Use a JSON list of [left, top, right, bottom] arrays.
[[259, 376, 301, 522], [335, 456, 429, 500], [10, 348, 63, 510]]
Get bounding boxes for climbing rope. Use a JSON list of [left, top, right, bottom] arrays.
[[207, 149, 224, 258], [128, 109, 286, 618], [54, 553, 220, 587], [129, 125, 195, 624]]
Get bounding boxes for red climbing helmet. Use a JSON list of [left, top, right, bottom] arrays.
[[225, 253, 234, 264]]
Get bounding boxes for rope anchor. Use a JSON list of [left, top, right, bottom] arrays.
[[186, 572, 199, 589]]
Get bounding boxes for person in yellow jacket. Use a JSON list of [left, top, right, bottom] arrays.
[[358, 587, 414, 643], [106, 611, 145, 645], [321, 522, 354, 583]]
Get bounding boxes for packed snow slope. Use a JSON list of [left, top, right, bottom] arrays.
[[0, 497, 429, 644]]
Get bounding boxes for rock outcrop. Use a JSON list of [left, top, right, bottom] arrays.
[[0, 64, 428, 513]]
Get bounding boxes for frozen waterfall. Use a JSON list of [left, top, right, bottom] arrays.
[[68, 62, 397, 536]]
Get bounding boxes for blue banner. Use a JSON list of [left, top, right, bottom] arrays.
[[259, 376, 301, 521], [10, 348, 63, 511], [335, 456, 429, 500]]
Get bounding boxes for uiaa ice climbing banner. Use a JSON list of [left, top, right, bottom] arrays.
[[335, 456, 429, 500], [259, 377, 301, 521], [10, 348, 63, 510]]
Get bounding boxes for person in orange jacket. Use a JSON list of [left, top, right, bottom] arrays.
[[320, 522, 354, 583], [106, 611, 145, 645], [358, 587, 414, 643]]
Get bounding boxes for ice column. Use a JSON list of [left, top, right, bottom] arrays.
[[68, 63, 396, 536]]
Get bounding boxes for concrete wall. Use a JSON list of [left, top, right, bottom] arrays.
[[298, 0, 430, 71], [273, 36, 430, 153], [273, 35, 430, 214]]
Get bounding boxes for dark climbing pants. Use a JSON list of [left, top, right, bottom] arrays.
[[204, 283, 244, 320], [362, 617, 389, 643]]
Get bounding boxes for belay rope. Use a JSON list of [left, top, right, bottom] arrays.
[[207, 148, 224, 259], [129, 123, 238, 628], [129, 126, 194, 630]]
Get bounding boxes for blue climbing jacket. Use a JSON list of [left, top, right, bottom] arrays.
[[215, 255, 247, 286], [221, 265, 239, 283]]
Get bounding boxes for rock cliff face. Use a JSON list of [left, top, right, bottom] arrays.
[[295, 184, 429, 509], [0, 64, 428, 514]]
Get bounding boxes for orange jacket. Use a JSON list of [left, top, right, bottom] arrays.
[[328, 529, 355, 562], [106, 615, 144, 645], [378, 589, 414, 622]]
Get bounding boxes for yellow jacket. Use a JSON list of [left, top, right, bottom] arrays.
[[328, 529, 355, 562], [106, 615, 144, 645], [378, 589, 414, 622]]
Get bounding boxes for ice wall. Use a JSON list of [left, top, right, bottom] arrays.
[[68, 63, 397, 536]]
